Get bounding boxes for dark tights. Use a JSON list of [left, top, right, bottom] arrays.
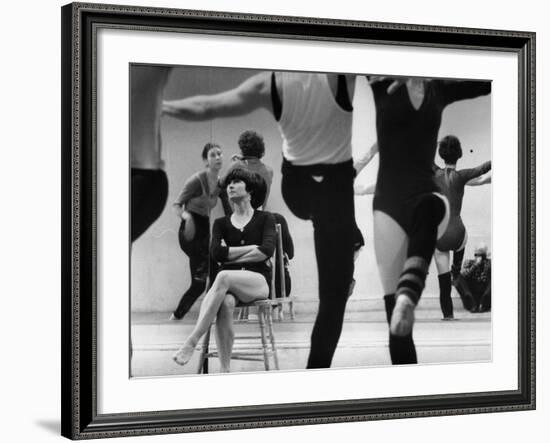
[[387, 194, 446, 364], [282, 159, 355, 369], [131, 169, 168, 241], [451, 248, 465, 280], [173, 213, 210, 319], [384, 294, 417, 364], [394, 194, 446, 305], [438, 272, 454, 318]]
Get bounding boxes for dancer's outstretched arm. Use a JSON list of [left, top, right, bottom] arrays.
[[467, 171, 492, 186], [162, 72, 272, 121]]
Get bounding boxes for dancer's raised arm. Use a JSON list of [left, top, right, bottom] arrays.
[[162, 72, 272, 121]]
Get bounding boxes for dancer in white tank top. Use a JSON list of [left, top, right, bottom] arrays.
[[163, 71, 377, 369]]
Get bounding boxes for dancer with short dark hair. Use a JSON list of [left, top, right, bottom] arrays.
[[433, 135, 491, 320]]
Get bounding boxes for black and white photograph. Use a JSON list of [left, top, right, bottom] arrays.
[[57, 2, 537, 439], [130, 64, 493, 377]]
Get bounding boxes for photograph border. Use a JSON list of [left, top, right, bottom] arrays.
[[61, 2, 535, 439]]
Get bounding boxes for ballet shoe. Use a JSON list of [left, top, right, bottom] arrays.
[[390, 294, 415, 336], [173, 344, 195, 366]]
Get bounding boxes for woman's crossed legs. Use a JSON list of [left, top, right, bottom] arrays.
[[173, 270, 269, 370]]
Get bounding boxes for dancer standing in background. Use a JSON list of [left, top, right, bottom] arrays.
[[433, 135, 491, 320], [170, 143, 224, 320]]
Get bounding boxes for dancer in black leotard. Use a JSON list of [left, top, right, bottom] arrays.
[[369, 76, 491, 364], [433, 135, 491, 319]]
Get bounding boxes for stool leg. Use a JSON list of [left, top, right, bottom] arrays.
[[277, 303, 284, 321], [257, 307, 271, 370], [289, 300, 295, 320], [196, 325, 212, 374], [266, 308, 280, 370]]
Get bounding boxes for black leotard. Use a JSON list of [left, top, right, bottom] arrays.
[[434, 162, 491, 251], [371, 79, 491, 234]]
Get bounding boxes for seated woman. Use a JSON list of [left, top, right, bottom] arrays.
[[454, 243, 491, 313], [173, 168, 276, 372]]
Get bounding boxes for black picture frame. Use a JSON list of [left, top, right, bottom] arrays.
[[61, 2, 536, 439]]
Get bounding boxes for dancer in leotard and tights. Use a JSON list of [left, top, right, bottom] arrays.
[[369, 77, 491, 364], [433, 135, 491, 319]]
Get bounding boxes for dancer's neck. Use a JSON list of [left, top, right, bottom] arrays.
[[232, 200, 253, 216]]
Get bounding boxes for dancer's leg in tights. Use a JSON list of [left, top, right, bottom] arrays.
[[173, 215, 209, 319], [391, 194, 446, 337], [281, 162, 355, 369], [383, 294, 417, 364], [373, 211, 417, 365], [434, 250, 454, 319], [451, 248, 465, 281]]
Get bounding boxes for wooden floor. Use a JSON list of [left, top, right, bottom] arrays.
[[131, 297, 491, 377]]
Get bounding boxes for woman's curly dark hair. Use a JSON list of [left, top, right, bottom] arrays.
[[222, 167, 267, 209], [438, 135, 463, 164], [238, 130, 265, 159]]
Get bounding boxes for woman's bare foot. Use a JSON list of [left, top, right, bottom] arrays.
[[173, 343, 195, 366], [390, 294, 415, 336]]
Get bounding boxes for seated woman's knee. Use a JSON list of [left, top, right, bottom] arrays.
[[222, 293, 236, 311], [214, 270, 232, 290]]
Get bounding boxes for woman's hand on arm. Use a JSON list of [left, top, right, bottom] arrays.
[[227, 248, 269, 264], [225, 245, 258, 261]]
